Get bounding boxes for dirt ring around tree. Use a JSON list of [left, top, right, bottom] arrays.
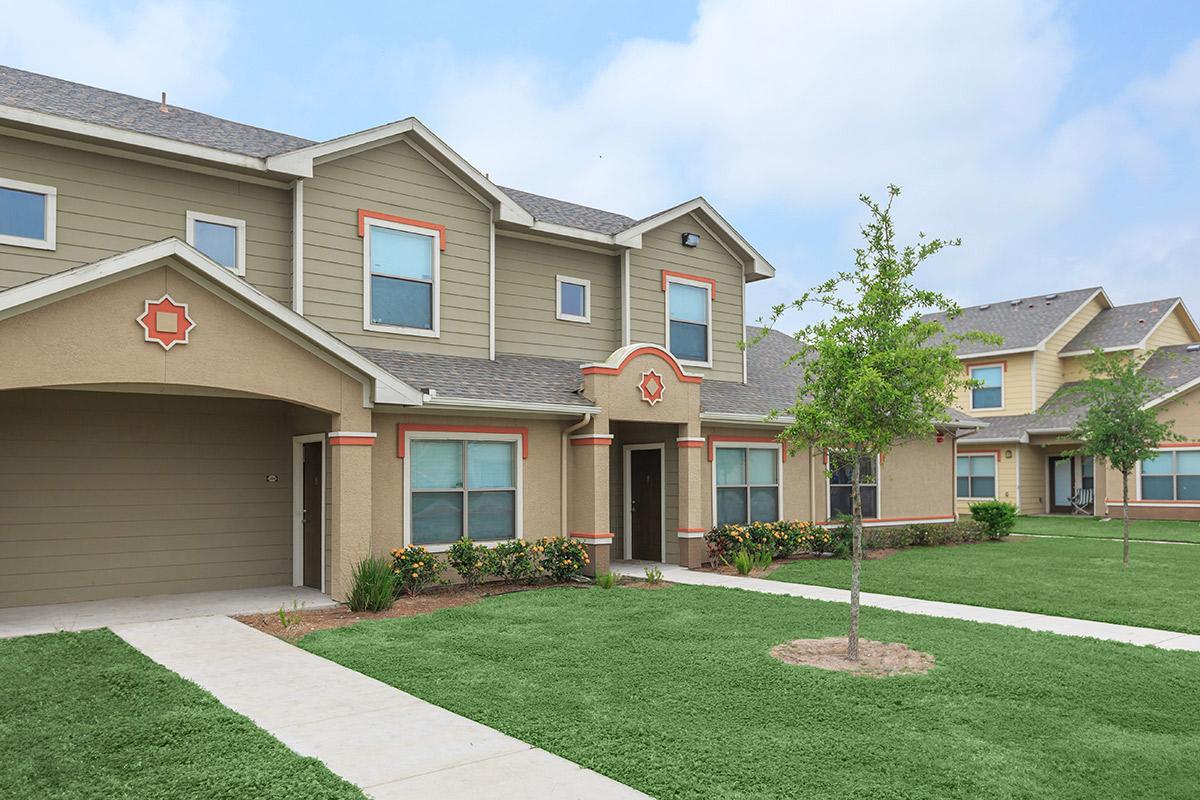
[[770, 637, 935, 677]]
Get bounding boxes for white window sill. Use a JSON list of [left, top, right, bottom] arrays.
[[677, 358, 712, 369], [365, 322, 440, 338], [411, 537, 521, 553], [556, 313, 590, 324], [0, 234, 54, 250]]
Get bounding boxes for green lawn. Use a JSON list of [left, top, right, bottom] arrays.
[[0, 629, 364, 800], [770, 536, 1200, 633], [1009, 513, 1200, 543], [301, 585, 1200, 800]]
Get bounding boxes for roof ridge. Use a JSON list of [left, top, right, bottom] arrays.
[[498, 185, 636, 220]]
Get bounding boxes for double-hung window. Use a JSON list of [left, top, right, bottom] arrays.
[[665, 276, 711, 365], [715, 446, 780, 525], [969, 364, 1003, 409], [956, 454, 996, 498], [364, 218, 439, 335], [1140, 450, 1200, 501], [409, 438, 518, 546], [0, 177, 56, 250], [186, 211, 246, 275], [829, 454, 878, 518], [556, 275, 590, 323]]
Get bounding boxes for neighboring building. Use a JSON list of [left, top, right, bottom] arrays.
[[0, 66, 976, 609], [928, 288, 1200, 519]]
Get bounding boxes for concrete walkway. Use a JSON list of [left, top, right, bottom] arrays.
[[0, 585, 337, 639], [611, 561, 1200, 651], [113, 615, 648, 800]]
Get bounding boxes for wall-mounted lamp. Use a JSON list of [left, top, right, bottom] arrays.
[[1004, 449, 1013, 459], [681, 232, 700, 248]]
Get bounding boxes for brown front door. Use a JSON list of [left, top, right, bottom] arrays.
[[1048, 455, 1074, 513], [302, 441, 323, 589], [629, 448, 662, 561]]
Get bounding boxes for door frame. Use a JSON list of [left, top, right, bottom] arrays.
[[623, 443, 666, 561], [292, 433, 326, 591], [1047, 454, 1074, 514]]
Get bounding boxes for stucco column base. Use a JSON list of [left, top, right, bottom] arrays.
[[677, 535, 706, 569], [329, 441, 373, 602], [581, 542, 611, 577]]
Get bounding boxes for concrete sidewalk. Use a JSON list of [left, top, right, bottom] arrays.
[[611, 561, 1200, 651], [112, 615, 648, 800]]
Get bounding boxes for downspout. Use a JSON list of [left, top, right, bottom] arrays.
[[562, 413, 593, 535], [808, 447, 816, 521]]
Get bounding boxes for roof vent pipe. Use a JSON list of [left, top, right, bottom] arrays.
[[1045, 293, 1059, 300], [159, 92, 169, 113]]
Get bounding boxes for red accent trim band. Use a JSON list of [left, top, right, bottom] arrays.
[[677, 527, 707, 533], [328, 436, 375, 446], [677, 440, 703, 448], [818, 515, 955, 525], [966, 359, 1007, 372], [1107, 499, 1200, 505], [397, 424, 529, 459], [707, 435, 786, 462], [570, 437, 613, 447], [1154, 442, 1200, 448], [357, 209, 447, 250], [581, 346, 702, 384], [569, 532, 613, 540], [661, 269, 716, 298]]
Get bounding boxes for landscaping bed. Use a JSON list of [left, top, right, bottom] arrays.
[[300, 583, 1200, 800]]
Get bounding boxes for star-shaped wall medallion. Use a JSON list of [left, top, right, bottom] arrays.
[[137, 294, 195, 350], [638, 369, 665, 406]]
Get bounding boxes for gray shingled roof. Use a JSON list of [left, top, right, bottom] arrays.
[[925, 287, 1102, 356], [0, 65, 314, 158], [498, 187, 637, 235], [1059, 299, 1179, 354], [700, 327, 803, 415]]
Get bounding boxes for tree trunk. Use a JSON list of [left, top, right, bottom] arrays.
[[1121, 469, 1130, 569], [848, 454, 863, 661]]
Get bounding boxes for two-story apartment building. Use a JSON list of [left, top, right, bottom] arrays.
[[929, 287, 1200, 520], [0, 66, 977, 609]]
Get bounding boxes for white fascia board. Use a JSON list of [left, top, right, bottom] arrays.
[[960, 435, 1028, 444], [698, 412, 791, 427], [1145, 375, 1200, 409], [416, 395, 603, 417], [957, 346, 1040, 360], [528, 219, 621, 246], [1058, 343, 1142, 359], [0, 104, 278, 174], [0, 238, 424, 406]]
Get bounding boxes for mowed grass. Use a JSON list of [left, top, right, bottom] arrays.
[[770, 536, 1200, 633], [1007, 513, 1200, 543], [301, 585, 1200, 800], [0, 629, 364, 800]]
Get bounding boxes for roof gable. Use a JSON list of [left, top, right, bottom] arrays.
[[926, 287, 1108, 357], [1058, 298, 1184, 356]]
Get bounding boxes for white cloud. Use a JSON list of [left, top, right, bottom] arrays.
[[0, 0, 233, 108]]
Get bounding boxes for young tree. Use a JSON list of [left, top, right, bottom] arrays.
[[753, 186, 992, 661], [1059, 349, 1180, 568]]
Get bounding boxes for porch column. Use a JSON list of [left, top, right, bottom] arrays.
[[569, 422, 612, 576], [676, 422, 707, 568], [328, 399, 375, 600]]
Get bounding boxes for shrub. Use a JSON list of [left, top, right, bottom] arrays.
[[732, 548, 755, 575], [492, 539, 541, 583], [534, 536, 590, 582], [389, 545, 443, 596], [706, 520, 833, 564], [594, 572, 620, 589], [347, 555, 396, 611], [644, 565, 664, 584], [446, 537, 493, 587], [969, 501, 1017, 539], [861, 519, 986, 549], [825, 517, 853, 558]]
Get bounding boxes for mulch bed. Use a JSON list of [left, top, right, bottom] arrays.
[[771, 637, 935, 677]]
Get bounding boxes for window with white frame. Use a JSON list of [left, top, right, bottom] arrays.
[[829, 454, 878, 518], [956, 454, 996, 498], [409, 438, 518, 545], [364, 218, 439, 335], [665, 277, 710, 364], [714, 445, 780, 526], [556, 275, 590, 323], [0, 177, 56, 250], [1140, 449, 1200, 501], [186, 211, 246, 275], [969, 364, 1003, 409]]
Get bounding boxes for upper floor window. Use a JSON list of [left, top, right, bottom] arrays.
[[408, 437, 518, 547], [556, 275, 590, 323], [1141, 449, 1200, 501], [969, 364, 1003, 409], [363, 218, 439, 337], [829, 454, 878, 519], [0, 177, 56, 251], [715, 445, 780, 526], [186, 211, 246, 276], [956, 454, 996, 498], [665, 276, 711, 365]]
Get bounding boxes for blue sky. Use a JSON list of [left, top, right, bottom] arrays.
[[4, 0, 1200, 332]]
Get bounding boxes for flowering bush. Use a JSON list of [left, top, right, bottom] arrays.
[[705, 520, 828, 564], [492, 539, 541, 583], [534, 536, 590, 582], [446, 536, 494, 587], [390, 545, 443, 596]]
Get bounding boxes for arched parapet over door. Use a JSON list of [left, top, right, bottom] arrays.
[[581, 343, 702, 425]]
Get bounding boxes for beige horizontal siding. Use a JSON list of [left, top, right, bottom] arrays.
[[1146, 308, 1194, 350], [0, 389, 295, 607], [628, 214, 745, 382], [301, 138, 492, 356], [953, 353, 1035, 416], [494, 235, 621, 361], [0, 133, 293, 304]]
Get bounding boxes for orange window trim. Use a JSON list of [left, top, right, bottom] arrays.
[[1155, 442, 1200, 448], [396, 424, 529, 459], [580, 345, 703, 384], [707, 435, 786, 462], [661, 269, 716, 298], [818, 514, 954, 525], [357, 209, 447, 250]]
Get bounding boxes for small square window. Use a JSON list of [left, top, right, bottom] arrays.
[[186, 211, 246, 275], [0, 177, 56, 250], [556, 276, 590, 323]]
